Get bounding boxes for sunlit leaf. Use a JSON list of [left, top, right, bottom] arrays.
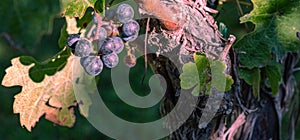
[[180, 53, 233, 96], [1, 56, 77, 131], [61, 0, 97, 18], [180, 62, 200, 96], [211, 60, 233, 92], [194, 53, 211, 95]]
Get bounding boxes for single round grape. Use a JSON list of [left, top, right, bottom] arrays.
[[122, 20, 140, 37], [74, 38, 93, 57], [122, 34, 138, 42], [111, 37, 124, 54], [67, 34, 80, 48], [123, 54, 136, 67], [102, 53, 119, 68], [116, 4, 134, 23], [98, 38, 115, 54], [80, 55, 103, 76], [92, 27, 108, 41]]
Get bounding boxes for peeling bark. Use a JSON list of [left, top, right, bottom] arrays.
[[132, 0, 299, 139]]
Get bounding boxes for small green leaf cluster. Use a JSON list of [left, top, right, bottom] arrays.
[[19, 48, 71, 82], [234, 0, 300, 96], [180, 53, 233, 96]]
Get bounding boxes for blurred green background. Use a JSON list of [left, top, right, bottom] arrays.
[[0, 0, 160, 138]]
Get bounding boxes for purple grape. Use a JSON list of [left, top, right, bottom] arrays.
[[80, 55, 103, 76], [67, 34, 80, 48], [116, 4, 134, 23], [74, 38, 93, 57], [123, 54, 136, 68], [92, 27, 108, 41], [123, 34, 138, 42], [99, 38, 115, 54], [122, 20, 140, 37], [111, 37, 124, 54], [102, 53, 119, 68], [99, 37, 125, 54]]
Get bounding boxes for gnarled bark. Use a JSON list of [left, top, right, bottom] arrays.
[[133, 0, 299, 139]]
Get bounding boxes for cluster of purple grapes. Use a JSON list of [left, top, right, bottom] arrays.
[[66, 4, 139, 76]]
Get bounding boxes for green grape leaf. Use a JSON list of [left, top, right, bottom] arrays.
[[180, 62, 201, 96], [252, 68, 261, 98], [235, 31, 274, 68], [77, 7, 94, 29], [239, 68, 262, 98], [264, 65, 281, 95], [61, 0, 97, 18], [180, 53, 233, 96], [194, 53, 211, 95], [94, 0, 105, 14], [58, 24, 68, 49], [19, 48, 71, 82], [211, 61, 234, 92], [1, 56, 77, 131], [235, 0, 300, 68], [239, 68, 255, 85], [0, 0, 60, 50]]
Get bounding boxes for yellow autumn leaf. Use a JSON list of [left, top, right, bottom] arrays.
[[2, 56, 76, 131]]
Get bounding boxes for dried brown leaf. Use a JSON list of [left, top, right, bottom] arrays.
[[2, 56, 76, 131]]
